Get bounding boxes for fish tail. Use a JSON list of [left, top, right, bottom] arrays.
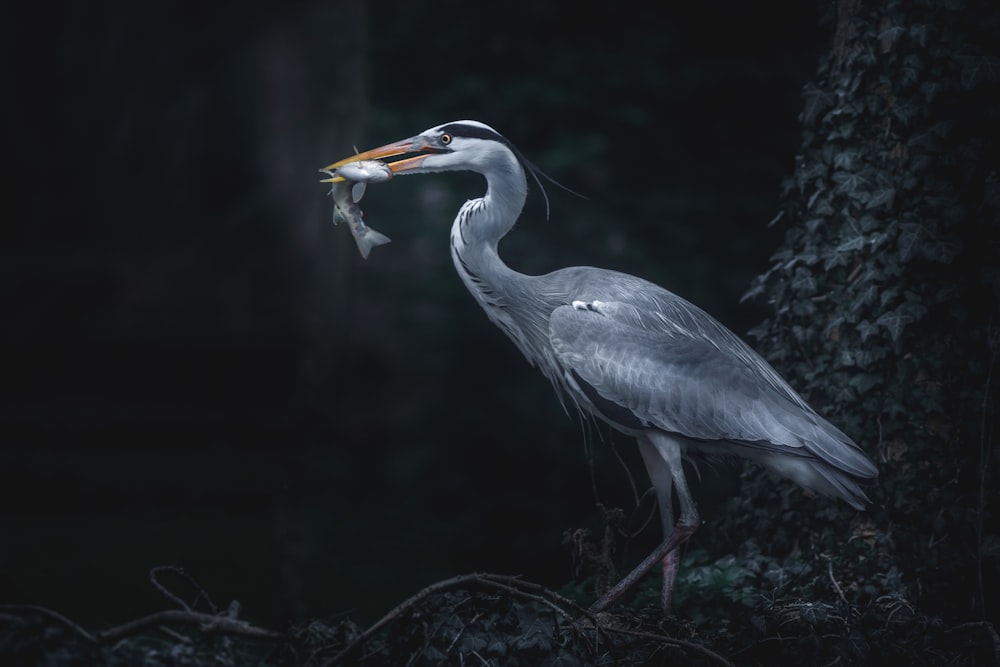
[[358, 229, 392, 259]]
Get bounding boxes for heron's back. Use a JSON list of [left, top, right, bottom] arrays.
[[521, 266, 877, 505]]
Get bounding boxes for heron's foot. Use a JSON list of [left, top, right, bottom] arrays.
[[588, 521, 698, 614], [660, 523, 697, 612]]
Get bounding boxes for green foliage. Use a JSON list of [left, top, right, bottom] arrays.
[[741, 0, 1000, 625], [670, 543, 816, 622]]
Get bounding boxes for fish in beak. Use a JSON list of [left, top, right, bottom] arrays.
[[319, 135, 439, 183]]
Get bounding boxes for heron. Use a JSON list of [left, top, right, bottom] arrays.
[[321, 120, 878, 612]]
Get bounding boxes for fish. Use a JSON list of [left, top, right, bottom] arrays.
[[320, 160, 393, 259], [335, 159, 393, 185]]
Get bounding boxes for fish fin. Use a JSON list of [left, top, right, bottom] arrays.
[[351, 182, 367, 203], [357, 229, 391, 259]]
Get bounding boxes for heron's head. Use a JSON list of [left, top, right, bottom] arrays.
[[322, 120, 579, 218], [322, 120, 518, 179]]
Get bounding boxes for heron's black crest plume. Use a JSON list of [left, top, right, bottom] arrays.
[[440, 122, 585, 220]]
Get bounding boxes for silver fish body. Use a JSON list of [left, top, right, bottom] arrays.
[[336, 160, 393, 184], [322, 160, 393, 259]]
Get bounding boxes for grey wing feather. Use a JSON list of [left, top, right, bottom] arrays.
[[549, 301, 878, 480]]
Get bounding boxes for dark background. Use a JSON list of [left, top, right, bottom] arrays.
[[1, 0, 825, 626]]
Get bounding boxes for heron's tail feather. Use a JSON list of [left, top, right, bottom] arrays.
[[757, 452, 874, 510]]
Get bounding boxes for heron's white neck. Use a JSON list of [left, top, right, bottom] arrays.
[[449, 160, 526, 304], [448, 157, 551, 368]]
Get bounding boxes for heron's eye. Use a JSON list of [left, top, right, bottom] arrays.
[[440, 133, 452, 145]]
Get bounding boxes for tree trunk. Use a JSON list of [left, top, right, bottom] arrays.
[[254, 0, 368, 626], [743, 0, 1000, 625]]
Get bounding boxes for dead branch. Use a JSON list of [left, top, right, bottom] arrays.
[[149, 565, 219, 614], [945, 621, 1000, 665], [95, 609, 286, 644], [604, 626, 735, 667], [0, 604, 97, 645], [325, 572, 613, 665]]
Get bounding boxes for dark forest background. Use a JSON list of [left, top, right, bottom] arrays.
[[3, 0, 997, 649]]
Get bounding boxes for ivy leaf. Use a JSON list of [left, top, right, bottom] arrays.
[[791, 267, 817, 293], [806, 187, 826, 210], [878, 25, 905, 48], [867, 187, 896, 210], [814, 199, 835, 216], [801, 83, 835, 126], [852, 285, 879, 312], [958, 55, 1000, 89], [920, 80, 944, 104], [880, 287, 900, 306], [892, 100, 919, 124], [823, 248, 849, 270], [856, 319, 878, 342], [837, 234, 866, 253], [805, 217, 824, 233], [800, 160, 828, 183], [859, 214, 880, 231], [897, 225, 922, 262], [833, 170, 869, 196], [921, 239, 962, 263], [901, 54, 922, 87], [771, 247, 794, 263], [876, 309, 912, 342], [741, 281, 766, 303], [827, 121, 856, 141], [834, 151, 856, 170], [849, 373, 880, 394]]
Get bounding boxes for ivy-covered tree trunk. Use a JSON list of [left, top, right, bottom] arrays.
[[743, 0, 1000, 625]]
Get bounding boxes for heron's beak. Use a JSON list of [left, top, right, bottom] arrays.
[[319, 136, 435, 182]]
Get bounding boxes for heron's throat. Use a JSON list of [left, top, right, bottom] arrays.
[[449, 171, 554, 372]]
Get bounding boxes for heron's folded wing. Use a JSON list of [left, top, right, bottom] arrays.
[[548, 302, 877, 479]]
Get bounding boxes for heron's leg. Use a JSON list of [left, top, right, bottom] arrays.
[[647, 432, 699, 529], [649, 432, 700, 611], [589, 521, 697, 613], [636, 437, 675, 538], [590, 435, 699, 613], [636, 437, 682, 609], [660, 543, 681, 610]]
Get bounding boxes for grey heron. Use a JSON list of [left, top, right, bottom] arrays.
[[322, 120, 878, 612]]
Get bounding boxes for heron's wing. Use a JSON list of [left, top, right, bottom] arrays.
[[548, 300, 876, 479]]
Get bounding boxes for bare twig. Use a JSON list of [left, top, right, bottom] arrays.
[[823, 556, 849, 605], [946, 621, 1000, 664], [149, 565, 218, 614], [96, 610, 285, 644], [477, 574, 571, 618], [325, 573, 490, 665], [608, 434, 641, 507], [606, 626, 734, 667], [0, 604, 97, 644], [325, 572, 610, 665]]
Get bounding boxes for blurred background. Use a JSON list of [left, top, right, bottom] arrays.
[[1, 0, 824, 627]]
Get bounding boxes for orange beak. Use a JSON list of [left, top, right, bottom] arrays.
[[319, 136, 436, 182]]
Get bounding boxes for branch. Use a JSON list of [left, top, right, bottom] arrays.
[[0, 604, 97, 645], [604, 626, 735, 667], [95, 610, 285, 644], [325, 572, 608, 665], [823, 555, 849, 605], [946, 622, 1000, 665], [149, 565, 219, 614]]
